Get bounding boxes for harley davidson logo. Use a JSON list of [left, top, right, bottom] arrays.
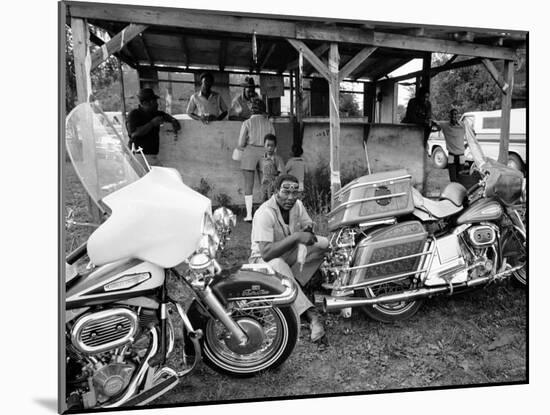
[[242, 285, 269, 296]]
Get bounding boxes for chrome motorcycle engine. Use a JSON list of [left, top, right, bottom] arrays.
[[71, 308, 139, 355], [320, 227, 357, 292], [467, 224, 497, 247], [67, 307, 155, 409]]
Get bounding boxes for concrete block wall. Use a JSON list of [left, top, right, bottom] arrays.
[[157, 120, 293, 205], [157, 120, 425, 206]]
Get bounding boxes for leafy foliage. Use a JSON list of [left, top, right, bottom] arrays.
[[339, 93, 361, 116], [65, 25, 125, 112], [428, 51, 526, 120]]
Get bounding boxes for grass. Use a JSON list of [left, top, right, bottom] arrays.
[[63, 159, 526, 406]]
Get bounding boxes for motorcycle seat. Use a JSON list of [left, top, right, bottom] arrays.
[[411, 188, 463, 219]]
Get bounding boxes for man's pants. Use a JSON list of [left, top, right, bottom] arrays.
[[448, 153, 464, 183], [250, 237, 329, 317]]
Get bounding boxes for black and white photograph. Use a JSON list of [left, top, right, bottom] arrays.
[[58, 1, 530, 413], [26, 0, 538, 413]]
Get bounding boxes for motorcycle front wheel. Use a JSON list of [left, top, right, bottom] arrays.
[[358, 279, 424, 323], [189, 303, 298, 377], [502, 226, 527, 286]]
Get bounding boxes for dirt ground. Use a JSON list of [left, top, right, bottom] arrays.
[[63, 159, 526, 407]]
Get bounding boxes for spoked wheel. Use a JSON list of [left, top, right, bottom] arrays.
[[502, 226, 527, 286], [359, 278, 423, 323], [189, 303, 298, 377]]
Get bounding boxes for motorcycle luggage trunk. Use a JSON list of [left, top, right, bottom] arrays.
[[350, 221, 428, 285], [328, 170, 414, 232]]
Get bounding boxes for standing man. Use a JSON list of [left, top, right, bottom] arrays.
[[187, 72, 228, 123], [237, 98, 275, 221], [228, 76, 259, 121], [433, 108, 465, 182], [249, 174, 329, 342], [402, 87, 433, 143], [126, 87, 181, 167], [402, 87, 433, 193]]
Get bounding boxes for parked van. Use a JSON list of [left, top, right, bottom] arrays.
[[427, 108, 526, 171]]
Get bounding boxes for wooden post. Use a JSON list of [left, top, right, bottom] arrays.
[[498, 60, 515, 164], [71, 17, 102, 222], [482, 58, 510, 94], [289, 72, 294, 118], [71, 18, 92, 104], [118, 58, 127, 127], [328, 43, 341, 203], [422, 52, 431, 91], [295, 67, 304, 148]]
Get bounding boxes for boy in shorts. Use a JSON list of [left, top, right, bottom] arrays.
[[260, 134, 284, 201]]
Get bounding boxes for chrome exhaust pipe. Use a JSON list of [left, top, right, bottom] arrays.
[[323, 264, 524, 312], [103, 328, 159, 408], [323, 286, 450, 311]]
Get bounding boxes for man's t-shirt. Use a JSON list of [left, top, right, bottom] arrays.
[[285, 157, 306, 184], [186, 90, 227, 117], [438, 121, 465, 155], [126, 107, 169, 155], [250, 196, 312, 262]]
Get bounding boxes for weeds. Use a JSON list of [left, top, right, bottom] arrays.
[[302, 163, 370, 215], [193, 178, 212, 197]]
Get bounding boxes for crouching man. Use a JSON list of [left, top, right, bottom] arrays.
[[249, 174, 329, 342]]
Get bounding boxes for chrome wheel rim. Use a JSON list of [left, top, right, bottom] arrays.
[[365, 279, 418, 315], [203, 306, 288, 373]]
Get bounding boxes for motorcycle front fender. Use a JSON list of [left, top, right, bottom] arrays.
[[210, 267, 297, 306]]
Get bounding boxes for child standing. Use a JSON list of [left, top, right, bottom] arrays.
[[285, 144, 307, 191], [260, 134, 285, 201]]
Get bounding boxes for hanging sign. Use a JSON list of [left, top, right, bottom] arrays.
[[260, 75, 284, 98]]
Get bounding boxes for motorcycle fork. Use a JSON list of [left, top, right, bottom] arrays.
[[170, 268, 249, 346], [152, 272, 169, 366]]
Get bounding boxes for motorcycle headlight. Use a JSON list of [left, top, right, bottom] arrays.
[[198, 234, 219, 258], [213, 207, 237, 228]]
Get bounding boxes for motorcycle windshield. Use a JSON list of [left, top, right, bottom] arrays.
[[65, 102, 146, 206], [463, 115, 487, 169]]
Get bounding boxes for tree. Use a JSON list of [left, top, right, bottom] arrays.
[[428, 51, 526, 120], [65, 25, 124, 112], [339, 93, 361, 116]]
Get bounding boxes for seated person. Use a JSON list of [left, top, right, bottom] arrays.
[[249, 174, 329, 342]]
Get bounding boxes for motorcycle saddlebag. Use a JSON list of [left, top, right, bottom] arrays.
[[349, 221, 428, 285], [211, 266, 293, 305], [327, 170, 414, 232]]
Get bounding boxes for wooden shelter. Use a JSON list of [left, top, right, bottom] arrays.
[[62, 1, 527, 202]]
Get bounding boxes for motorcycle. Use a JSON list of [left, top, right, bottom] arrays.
[[321, 121, 526, 323], [63, 103, 299, 410]]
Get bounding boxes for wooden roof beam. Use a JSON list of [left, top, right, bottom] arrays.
[[339, 46, 377, 81], [137, 33, 154, 66], [88, 30, 138, 69], [89, 23, 148, 71], [180, 36, 190, 69], [481, 58, 510, 94], [452, 31, 475, 42], [68, 3, 518, 60], [259, 43, 277, 71], [286, 43, 329, 71], [380, 56, 483, 83], [287, 39, 331, 81], [219, 39, 227, 71]]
